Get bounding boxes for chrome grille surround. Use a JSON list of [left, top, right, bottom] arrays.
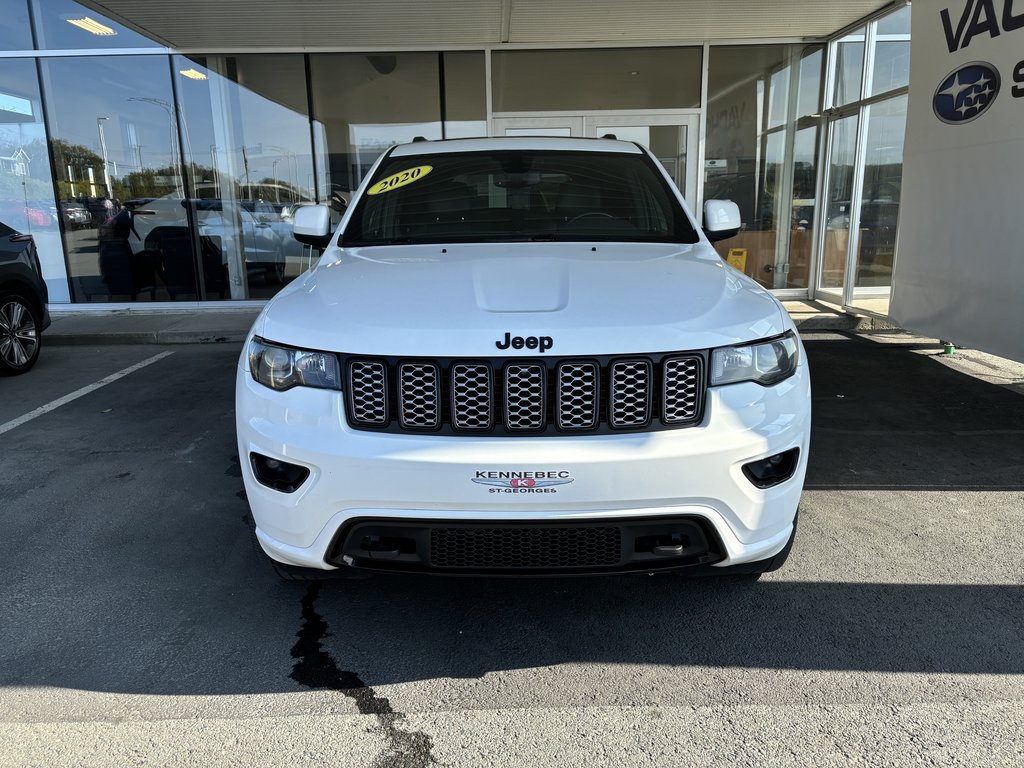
[[341, 352, 705, 436], [451, 363, 493, 430], [347, 360, 388, 426], [504, 363, 546, 431], [663, 356, 703, 425], [610, 360, 653, 428], [398, 362, 440, 429], [556, 361, 599, 430]]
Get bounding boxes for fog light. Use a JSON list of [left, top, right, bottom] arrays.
[[250, 452, 310, 493], [742, 448, 800, 489]]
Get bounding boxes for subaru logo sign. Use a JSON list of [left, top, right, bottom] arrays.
[[933, 62, 1000, 125]]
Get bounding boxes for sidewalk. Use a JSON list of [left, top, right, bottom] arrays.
[[44, 301, 887, 346]]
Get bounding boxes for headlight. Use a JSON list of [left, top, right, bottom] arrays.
[[710, 332, 799, 387], [248, 338, 340, 392]]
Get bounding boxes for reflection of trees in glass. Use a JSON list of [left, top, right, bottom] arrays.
[[47, 138, 104, 199], [47, 138, 103, 180]]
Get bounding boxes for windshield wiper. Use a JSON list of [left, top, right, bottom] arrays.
[[528, 233, 558, 241]]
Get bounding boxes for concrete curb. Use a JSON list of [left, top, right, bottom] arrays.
[[46, 331, 248, 346]]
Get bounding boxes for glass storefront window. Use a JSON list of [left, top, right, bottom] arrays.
[[706, 45, 823, 290], [820, 114, 859, 291], [309, 52, 442, 201], [492, 48, 701, 112], [31, 0, 161, 50], [0, 1, 32, 50], [796, 48, 823, 118], [175, 55, 317, 300], [443, 52, 486, 139], [852, 95, 907, 295], [40, 56, 182, 302], [833, 28, 865, 106], [0, 59, 66, 301], [870, 6, 911, 96]]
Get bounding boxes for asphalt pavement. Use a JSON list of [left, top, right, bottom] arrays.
[[0, 333, 1022, 767]]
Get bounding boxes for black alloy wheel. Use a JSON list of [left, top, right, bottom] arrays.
[[0, 293, 41, 375]]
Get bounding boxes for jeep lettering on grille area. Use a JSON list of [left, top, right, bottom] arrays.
[[495, 333, 554, 353]]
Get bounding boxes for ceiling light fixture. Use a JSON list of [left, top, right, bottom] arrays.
[[179, 68, 208, 81], [65, 17, 117, 36]]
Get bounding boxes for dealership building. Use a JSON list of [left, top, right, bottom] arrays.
[[0, 0, 919, 317]]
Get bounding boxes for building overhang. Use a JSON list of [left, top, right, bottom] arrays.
[[80, 0, 897, 49]]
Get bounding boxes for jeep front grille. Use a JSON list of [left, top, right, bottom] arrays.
[[556, 362, 599, 430], [398, 362, 440, 429], [348, 361, 388, 426], [344, 353, 705, 436]]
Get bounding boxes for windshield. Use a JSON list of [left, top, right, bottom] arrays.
[[341, 149, 698, 247]]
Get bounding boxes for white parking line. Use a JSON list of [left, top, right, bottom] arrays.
[[0, 351, 175, 437]]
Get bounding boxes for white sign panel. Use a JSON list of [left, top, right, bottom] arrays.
[[891, 0, 1024, 362], [0, 90, 33, 119]]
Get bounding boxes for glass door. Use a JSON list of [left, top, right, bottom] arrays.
[[583, 115, 699, 210], [845, 95, 907, 315], [815, 111, 860, 305], [492, 114, 700, 210], [492, 117, 584, 137]]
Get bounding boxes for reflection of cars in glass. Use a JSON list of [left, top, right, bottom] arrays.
[[237, 137, 810, 580], [78, 197, 115, 226], [59, 200, 90, 229], [825, 180, 901, 284], [239, 199, 306, 262], [0, 221, 50, 375], [108, 196, 289, 288]]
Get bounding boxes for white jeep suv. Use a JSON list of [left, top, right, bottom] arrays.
[[236, 137, 810, 578]]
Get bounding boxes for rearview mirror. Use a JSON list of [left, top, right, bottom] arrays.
[[293, 204, 333, 248], [703, 200, 741, 242]]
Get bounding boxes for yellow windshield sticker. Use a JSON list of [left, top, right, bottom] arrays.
[[367, 165, 432, 195]]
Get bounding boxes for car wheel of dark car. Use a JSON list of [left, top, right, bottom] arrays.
[[0, 292, 41, 376]]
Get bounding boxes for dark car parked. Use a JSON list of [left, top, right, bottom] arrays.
[[0, 220, 50, 375]]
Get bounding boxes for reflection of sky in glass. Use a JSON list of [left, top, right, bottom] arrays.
[[41, 56, 177, 171], [877, 5, 911, 36], [793, 127, 817, 165], [175, 56, 316, 200], [768, 68, 788, 129], [863, 96, 907, 168], [833, 31, 865, 106], [797, 49, 823, 117]]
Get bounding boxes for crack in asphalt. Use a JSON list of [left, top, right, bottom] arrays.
[[290, 582, 435, 768]]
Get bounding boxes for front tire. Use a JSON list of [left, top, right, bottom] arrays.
[[0, 292, 42, 376]]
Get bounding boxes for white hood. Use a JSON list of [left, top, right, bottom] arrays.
[[260, 242, 787, 356]]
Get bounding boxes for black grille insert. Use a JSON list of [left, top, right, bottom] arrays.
[[330, 517, 726, 574], [430, 526, 621, 569], [342, 352, 706, 436]]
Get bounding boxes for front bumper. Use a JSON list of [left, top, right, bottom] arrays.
[[236, 360, 810, 572]]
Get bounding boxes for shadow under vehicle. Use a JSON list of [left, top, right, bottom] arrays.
[[0, 220, 50, 375]]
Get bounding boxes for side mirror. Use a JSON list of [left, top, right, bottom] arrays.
[[292, 204, 333, 248], [703, 199, 741, 242]]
